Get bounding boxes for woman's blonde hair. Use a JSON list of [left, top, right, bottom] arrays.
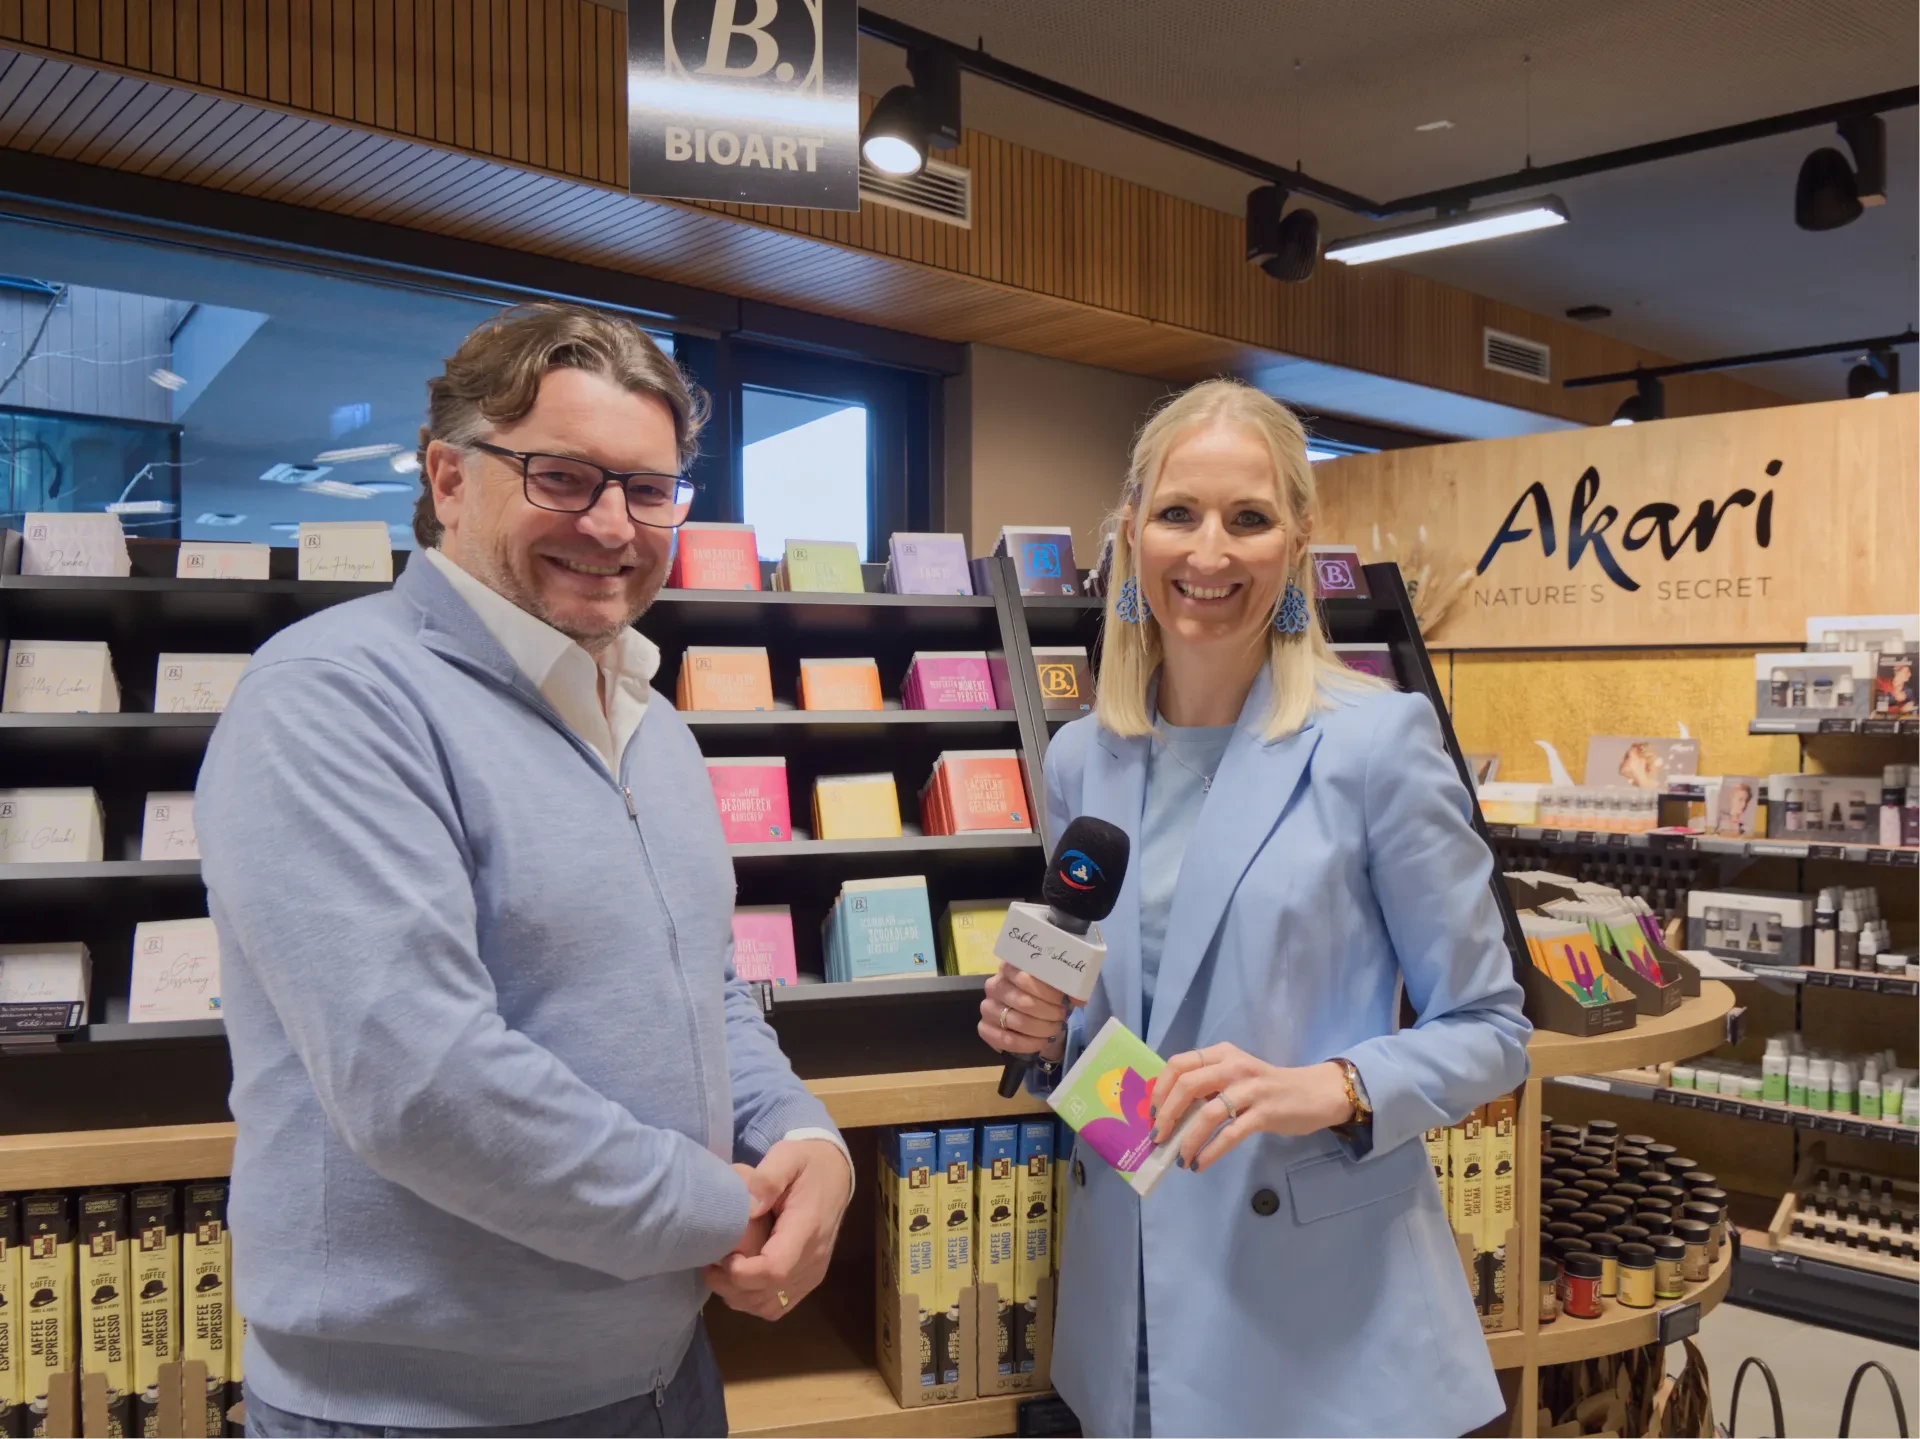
[[1094, 378, 1382, 742]]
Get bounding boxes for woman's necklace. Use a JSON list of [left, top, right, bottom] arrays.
[[1152, 726, 1221, 793]]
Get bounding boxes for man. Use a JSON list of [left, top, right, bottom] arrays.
[[197, 303, 851, 1438]]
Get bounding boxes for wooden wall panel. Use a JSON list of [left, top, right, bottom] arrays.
[[1319, 396, 1919, 649], [0, 14, 1791, 422]]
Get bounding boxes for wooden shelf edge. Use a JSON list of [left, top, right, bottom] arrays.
[[728, 1385, 1038, 1439], [1527, 983, 1736, 1080], [0, 1071, 1045, 1185], [1527, 1249, 1733, 1366]]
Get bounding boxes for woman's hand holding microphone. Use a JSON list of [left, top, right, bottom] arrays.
[[979, 963, 1073, 1065]]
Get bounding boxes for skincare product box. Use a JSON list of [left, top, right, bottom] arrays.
[[128, 918, 222, 1023], [887, 534, 974, 595], [1873, 649, 1918, 719], [297, 521, 392, 582], [177, 542, 271, 580], [1765, 773, 1881, 845], [1048, 1017, 1200, 1198], [1686, 889, 1814, 966], [668, 523, 762, 590], [140, 793, 200, 860], [20, 512, 131, 577], [1805, 614, 1919, 654], [0, 942, 90, 1031], [1753, 652, 1874, 727], [3, 639, 120, 713], [153, 653, 250, 714], [0, 788, 106, 864]]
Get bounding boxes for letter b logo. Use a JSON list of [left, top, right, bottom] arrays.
[[700, 0, 783, 80]]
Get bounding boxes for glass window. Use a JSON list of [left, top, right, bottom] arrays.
[[740, 385, 869, 560]]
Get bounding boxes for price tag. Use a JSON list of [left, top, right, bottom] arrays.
[[1486, 824, 1514, 839], [1554, 1075, 1612, 1093], [1902, 719, 1919, 736], [1808, 844, 1844, 859], [1538, 829, 1562, 842], [1750, 842, 1809, 859], [1657, 1302, 1701, 1345], [1817, 718, 1857, 733], [1606, 833, 1629, 847], [1766, 1108, 1793, 1125], [1887, 979, 1918, 997], [1867, 849, 1898, 866], [1860, 719, 1899, 736], [1575, 831, 1598, 846]]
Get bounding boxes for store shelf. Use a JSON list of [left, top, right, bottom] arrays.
[[1543, 1074, 1920, 1147], [0, 1067, 1046, 1188], [770, 975, 987, 1009], [729, 832, 1043, 876], [1530, 1248, 1732, 1365], [1748, 717, 1918, 736], [1484, 823, 1919, 868], [1732, 962, 1919, 996], [1728, 1240, 1918, 1347], [1527, 982, 1736, 1079], [710, 1302, 1043, 1438], [0, 1121, 235, 1189], [0, 859, 204, 904], [0, 713, 220, 753]]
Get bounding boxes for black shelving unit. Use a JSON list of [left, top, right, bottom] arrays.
[[1728, 1243, 1918, 1347], [0, 550, 1493, 1126]]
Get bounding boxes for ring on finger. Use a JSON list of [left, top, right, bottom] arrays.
[[1220, 1091, 1239, 1122], [999, 1004, 1012, 1030]]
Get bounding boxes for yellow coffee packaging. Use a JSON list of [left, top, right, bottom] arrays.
[[181, 1183, 230, 1378], [129, 1187, 179, 1394], [1422, 1126, 1450, 1212], [1012, 1121, 1053, 1375], [1448, 1109, 1486, 1243], [77, 1191, 132, 1397], [0, 1196, 21, 1411], [21, 1194, 73, 1407], [974, 1124, 1018, 1378]]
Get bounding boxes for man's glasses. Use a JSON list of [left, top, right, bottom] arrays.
[[471, 441, 699, 529]]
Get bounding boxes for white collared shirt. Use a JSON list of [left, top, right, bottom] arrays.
[[423, 547, 852, 1189]]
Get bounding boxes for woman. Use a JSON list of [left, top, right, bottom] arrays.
[[981, 380, 1530, 1438]]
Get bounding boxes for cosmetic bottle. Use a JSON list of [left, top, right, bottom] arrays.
[[1859, 928, 1880, 981], [1807, 1057, 1833, 1112], [1833, 1061, 1857, 1116], [1769, 668, 1790, 707], [1838, 905, 1861, 970], [1787, 1055, 1809, 1108], [1789, 673, 1807, 707], [1783, 786, 1803, 833], [1813, 892, 1837, 970], [1836, 671, 1857, 714], [1762, 1039, 1788, 1103], [1812, 672, 1834, 708]]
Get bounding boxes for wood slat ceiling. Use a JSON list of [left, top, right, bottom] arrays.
[[0, 10, 1787, 422]]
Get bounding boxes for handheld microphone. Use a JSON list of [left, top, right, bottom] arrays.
[[996, 817, 1131, 1098]]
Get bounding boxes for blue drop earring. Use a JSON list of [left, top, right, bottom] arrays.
[[1274, 581, 1309, 635], [1115, 576, 1150, 624]]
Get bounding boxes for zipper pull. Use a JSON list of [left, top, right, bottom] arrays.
[[622, 785, 639, 819], [653, 1379, 666, 1410]]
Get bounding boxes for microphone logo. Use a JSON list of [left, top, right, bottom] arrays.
[[1056, 849, 1101, 891]]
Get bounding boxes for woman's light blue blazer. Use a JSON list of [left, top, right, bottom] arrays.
[[1041, 669, 1532, 1438]]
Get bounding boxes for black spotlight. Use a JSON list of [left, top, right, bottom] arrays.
[[1610, 372, 1666, 426], [1245, 184, 1320, 283], [861, 49, 961, 178], [1847, 348, 1900, 398], [1796, 114, 1887, 232]]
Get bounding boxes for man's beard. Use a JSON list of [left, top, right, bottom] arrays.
[[470, 540, 657, 653]]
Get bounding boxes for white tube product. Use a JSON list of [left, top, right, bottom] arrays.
[[1813, 892, 1837, 970], [1788, 1056, 1810, 1108], [1860, 1075, 1882, 1121], [1761, 1040, 1788, 1103], [1832, 1061, 1857, 1116], [1806, 1057, 1833, 1112]]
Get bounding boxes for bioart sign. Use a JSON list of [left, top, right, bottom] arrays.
[[1315, 396, 1918, 649], [627, 0, 860, 209]]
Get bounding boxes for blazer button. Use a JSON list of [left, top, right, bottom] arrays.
[[1073, 1159, 1087, 1187], [1251, 1188, 1280, 1218]]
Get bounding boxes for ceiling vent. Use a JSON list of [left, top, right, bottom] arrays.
[[1484, 328, 1551, 383], [859, 155, 972, 228]]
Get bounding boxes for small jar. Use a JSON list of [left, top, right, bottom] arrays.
[[1587, 1232, 1620, 1296], [1539, 1255, 1560, 1322], [1611, 1223, 1651, 1248], [1644, 1142, 1677, 1166], [1665, 1155, 1699, 1178], [1616, 1243, 1656, 1309], [1695, 1067, 1723, 1095], [1585, 1119, 1620, 1149], [1807, 1057, 1833, 1112], [1573, 1179, 1611, 1203], [1690, 1189, 1730, 1250], [1670, 1063, 1697, 1090], [1615, 1155, 1650, 1179], [1637, 1196, 1675, 1220], [1544, 1146, 1579, 1167], [1545, 1221, 1584, 1245], [1685, 1172, 1719, 1194], [1640, 1168, 1675, 1188], [1588, 1167, 1621, 1187], [1549, 1124, 1584, 1146], [1788, 1055, 1810, 1108], [1651, 1235, 1687, 1298], [1550, 1167, 1586, 1187], [1589, 1201, 1629, 1226], [1577, 1146, 1613, 1167], [1740, 1072, 1765, 1103], [1547, 1197, 1584, 1222], [1682, 1202, 1722, 1259], [1675, 1219, 1711, 1282], [1569, 1210, 1610, 1235], [1562, 1252, 1604, 1319], [1623, 1134, 1657, 1149], [1611, 1181, 1649, 1206], [1635, 1211, 1674, 1238], [1648, 1185, 1688, 1207]]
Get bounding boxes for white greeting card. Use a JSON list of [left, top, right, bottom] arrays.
[[128, 918, 222, 1022], [297, 521, 393, 582], [2, 639, 120, 713], [0, 943, 91, 1008], [0, 788, 105, 863], [177, 541, 273, 580], [140, 792, 200, 860], [153, 653, 250, 714], [20, 512, 131, 577]]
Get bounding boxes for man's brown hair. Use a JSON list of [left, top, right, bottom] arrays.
[[413, 302, 706, 546]]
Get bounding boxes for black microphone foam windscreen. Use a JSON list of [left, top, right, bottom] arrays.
[[1041, 816, 1131, 925]]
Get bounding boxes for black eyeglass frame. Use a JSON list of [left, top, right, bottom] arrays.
[[469, 440, 701, 529]]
